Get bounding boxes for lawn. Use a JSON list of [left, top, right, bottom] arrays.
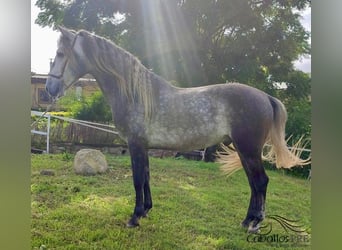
[[31, 154, 311, 249]]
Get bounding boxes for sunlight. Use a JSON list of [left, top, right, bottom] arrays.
[[139, 1, 203, 85], [77, 194, 117, 212]]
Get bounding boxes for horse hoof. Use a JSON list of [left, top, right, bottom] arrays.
[[241, 221, 250, 229], [126, 218, 139, 228], [126, 222, 139, 228], [247, 224, 260, 234]]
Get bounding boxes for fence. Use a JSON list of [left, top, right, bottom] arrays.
[[31, 111, 51, 153], [31, 111, 123, 153]]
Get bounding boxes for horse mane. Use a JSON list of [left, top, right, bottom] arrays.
[[66, 29, 155, 119]]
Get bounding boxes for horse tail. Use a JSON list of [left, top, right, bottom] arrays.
[[217, 96, 310, 175], [215, 143, 242, 176], [263, 96, 311, 168]]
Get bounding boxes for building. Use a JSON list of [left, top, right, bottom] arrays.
[[31, 74, 99, 110]]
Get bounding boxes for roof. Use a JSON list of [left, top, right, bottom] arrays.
[[31, 74, 96, 84]]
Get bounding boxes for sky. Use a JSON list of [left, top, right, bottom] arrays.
[[31, 1, 311, 74], [31, 1, 59, 74]]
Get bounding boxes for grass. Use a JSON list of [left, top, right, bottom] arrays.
[[31, 154, 311, 249]]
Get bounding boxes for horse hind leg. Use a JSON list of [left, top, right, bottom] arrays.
[[233, 139, 269, 233]]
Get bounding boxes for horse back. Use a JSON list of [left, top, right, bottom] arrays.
[[145, 83, 274, 150]]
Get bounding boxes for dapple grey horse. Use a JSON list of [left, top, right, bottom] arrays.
[[46, 27, 309, 233]]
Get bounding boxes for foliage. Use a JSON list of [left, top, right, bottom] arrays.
[[58, 90, 112, 122], [285, 98, 311, 139], [280, 70, 311, 139], [31, 154, 311, 249], [35, 0, 311, 89], [283, 97, 311, 178], [48, 111, 72, 117]]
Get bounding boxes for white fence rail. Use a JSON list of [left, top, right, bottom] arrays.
[[31, 111, 119, 154], [31, 111, 51, 153]]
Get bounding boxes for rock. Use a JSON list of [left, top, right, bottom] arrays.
[[40, 169, 55, 176], [74, 149, 108, 176]]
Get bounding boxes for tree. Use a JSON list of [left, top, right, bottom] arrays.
[[35, 0, 310, 88]]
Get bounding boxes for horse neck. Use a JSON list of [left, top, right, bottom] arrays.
[[86, 37, 179, 121], [85, 34, 174, 97], [91, 72, 128, 115]]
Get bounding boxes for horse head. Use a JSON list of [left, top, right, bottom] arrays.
[[45, 26, 89, 98]]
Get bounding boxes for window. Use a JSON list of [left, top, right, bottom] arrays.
[[76, 86, 82, 101], [38, 88, 51, 104]]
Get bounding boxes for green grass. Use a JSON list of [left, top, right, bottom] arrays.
[[31, 154, 311, 249]]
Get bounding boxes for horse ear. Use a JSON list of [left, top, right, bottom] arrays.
[[58, 26, 76, 41]]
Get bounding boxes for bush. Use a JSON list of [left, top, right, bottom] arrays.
[[58, 91, 112, 122], [282, 97, 311, 178], [285, 98, 311, 140]]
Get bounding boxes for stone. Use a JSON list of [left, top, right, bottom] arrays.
[[40, 169, 55, 176], [74, 149, 108, 176]]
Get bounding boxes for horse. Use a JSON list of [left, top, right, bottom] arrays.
[[45, 26, 310, 233]]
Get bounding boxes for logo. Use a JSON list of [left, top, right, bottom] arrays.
[[246, 215, 310, 246]]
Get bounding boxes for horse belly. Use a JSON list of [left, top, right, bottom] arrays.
[[146, 87, 233, 150], [147, 117, 230, 151]]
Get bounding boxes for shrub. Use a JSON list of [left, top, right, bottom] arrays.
[[58, 91, 112, 122]]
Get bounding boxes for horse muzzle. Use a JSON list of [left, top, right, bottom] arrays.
[[45, 77, 64, 98]]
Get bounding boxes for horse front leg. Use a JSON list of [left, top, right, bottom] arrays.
[[126, 139, 152, 227], [143, 164, 152, 216]]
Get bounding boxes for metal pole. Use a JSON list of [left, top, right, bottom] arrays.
[[46, 114, 50, 154]]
